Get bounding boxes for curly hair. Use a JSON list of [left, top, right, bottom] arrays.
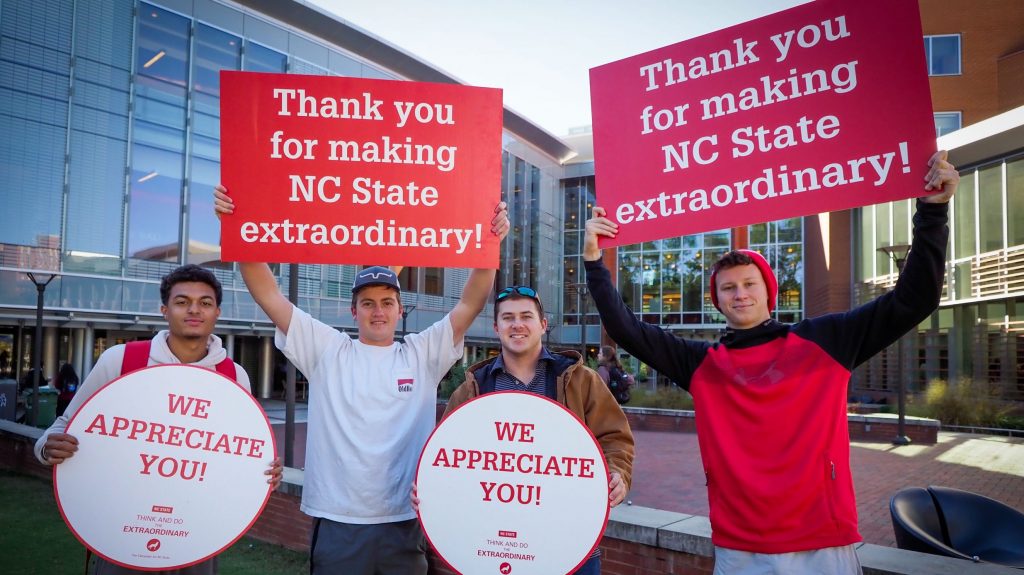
[[160, 264, 223, 306]]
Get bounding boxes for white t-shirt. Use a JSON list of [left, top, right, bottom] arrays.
[[277, 305, 462, 524]]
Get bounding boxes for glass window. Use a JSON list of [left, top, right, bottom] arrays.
[[924, 35, 961, 76], [133, 120, 185, 152], [65, 132, 126, 258], [748, 222, 768, 244], [704, 230, 730, 247], [245, 42, 287, 73], [617, 253, 642, 310], [953, 171, 976, 259], [892, 199, 910, 247], [679, 249, 703, 312], [137, 4, 190, 86], [134, 80, 187, 129], [934, 112, 961, 137], [1008, 157, 1024, 247], [128, 143, 183, 260], [187, 157, 221, 265], [564, 182, 581, 231], [193, 24, 240, 101], [424, 268, 444, 296], [529, 165, 541, 288], [641, 253, 660, 313], [661, 251, 681, 312], [775, 218, 801, 243], [397, 267, 419, 293], [775, 244, 803, 312], [191, 133, 219, 160], [874, 203, 892, 274], [0, 115, 66, 248], [511, 157, 526, 283], [563, 257, 580, 315], [853, 208, 871, 281], [978, 165, 1003, 253]]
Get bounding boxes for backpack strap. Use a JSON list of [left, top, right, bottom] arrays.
[[215, 357, 237, 381], [121, 339, 237, 381], [120, 341, 151, 375]]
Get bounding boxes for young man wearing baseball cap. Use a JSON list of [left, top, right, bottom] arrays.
[[214, 186, 508, 575], [581, 151, 959, 574]]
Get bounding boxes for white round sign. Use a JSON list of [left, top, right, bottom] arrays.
[[54, 364, 276, 570], [416, 391, 609, 575]]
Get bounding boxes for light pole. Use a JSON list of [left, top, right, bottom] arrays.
[[878, 244, 912, 445], [26, 272, 58, 427], [402, 303, 417, 334]]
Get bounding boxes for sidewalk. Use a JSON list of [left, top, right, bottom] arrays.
[[259, 399, 1024, 548], [625, 430, 1024, 547]]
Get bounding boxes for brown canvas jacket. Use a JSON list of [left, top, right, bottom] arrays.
[[444, 350, 635, 490]]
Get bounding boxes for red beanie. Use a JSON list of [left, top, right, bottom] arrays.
[[709, 249, 778, 313]]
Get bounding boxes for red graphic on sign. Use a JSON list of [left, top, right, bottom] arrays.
[[152, 505, 173, 514], [147, 539, 161, 552], [498, 530, 517, 538], [500, 562, 512, 574]]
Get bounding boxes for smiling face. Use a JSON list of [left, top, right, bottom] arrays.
[[494, 297, 548, 359], [160, 282, 220, 341], [352, 285, 401, 346], [714, 264, 772, 330]]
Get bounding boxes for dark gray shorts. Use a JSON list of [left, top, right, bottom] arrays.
[[309, 518, 427, 575]]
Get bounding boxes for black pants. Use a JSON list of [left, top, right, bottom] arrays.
[[310, 518, 427, 575]]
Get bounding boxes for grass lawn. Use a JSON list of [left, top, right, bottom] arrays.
[[0, 471, 307, 574]]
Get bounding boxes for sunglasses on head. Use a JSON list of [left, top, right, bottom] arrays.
[[496, 286, 538, 301]]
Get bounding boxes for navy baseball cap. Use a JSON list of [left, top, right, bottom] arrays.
[[352, 266, 401, 295]]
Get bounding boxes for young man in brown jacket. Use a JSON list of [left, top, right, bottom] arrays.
[[443, 285, 635, 575]]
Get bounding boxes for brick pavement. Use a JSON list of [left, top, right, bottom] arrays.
[[265, 402, 1024, 549], [625, 430, 1024, 547]]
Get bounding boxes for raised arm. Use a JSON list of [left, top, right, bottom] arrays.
[[449, 201, 509, 342], [214, 185, 294, 333], [583, 206, 709, 389], [798, 150, 958, 368]]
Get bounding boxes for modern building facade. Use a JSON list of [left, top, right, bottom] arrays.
[[0, 0, 571, 396], [848, 0, 1024, 403], [922, 0, 1024, 134], [851, 107, 1024, 403], [2, 0, 1021, 405]]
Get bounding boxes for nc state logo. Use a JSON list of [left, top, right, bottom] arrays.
[[499, 562, 512, 574], [397, 378, 414, 393], [146, 539, 161, 552]]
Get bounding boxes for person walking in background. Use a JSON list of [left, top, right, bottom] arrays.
[[52, 363, 79, 417], [597, 345, 632, 405]]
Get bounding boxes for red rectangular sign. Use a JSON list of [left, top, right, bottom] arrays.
[[589, 0, 935, 247], [219, 71, 502, 267]]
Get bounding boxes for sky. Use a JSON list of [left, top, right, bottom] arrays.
[[307, 0, 811, 137]]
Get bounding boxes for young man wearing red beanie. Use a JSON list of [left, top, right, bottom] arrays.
[[581, 151, 959, 574]]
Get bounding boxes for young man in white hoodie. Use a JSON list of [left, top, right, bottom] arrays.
[[35, 264, 282, 575]]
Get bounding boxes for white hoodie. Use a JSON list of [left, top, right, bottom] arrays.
[[34, 330, 251, 463]]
